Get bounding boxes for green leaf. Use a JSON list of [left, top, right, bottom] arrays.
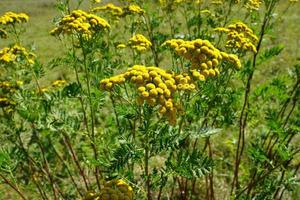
[[166, 150, 213, 179], [258, 45, 284, 65], [199, 128, 222, 138], [109, 139, 143, 171], [62, 82, 81, 97]]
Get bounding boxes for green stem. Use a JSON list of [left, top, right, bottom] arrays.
[[35, 133, 58, 200], [79, 37, 101, 189], [110, 93, 121, 134], [231, 0, 278, 195], [0, 173, 28, 200], [145, 125, 151, 200], [62, 130, 90, 190], [70, 36, 90, 135], [11, 24, 21, 44], [142, 106, 151, 200], [142, 15, 159, 66], [50, 140, 83, 197]]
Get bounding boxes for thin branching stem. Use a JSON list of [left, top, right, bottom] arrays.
[[62, 131, 90, 190], [232, 1, 277, 194], [0, 173, 28, 200], [79, 37, 101, 189]]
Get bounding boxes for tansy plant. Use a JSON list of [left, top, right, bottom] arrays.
[[0, 0, 299, 200]]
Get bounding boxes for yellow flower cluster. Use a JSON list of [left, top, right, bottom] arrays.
[[0, 80, 23, 93], [99, 179, 133, 200], [215, 22, 258, 53], [0, 45, 35, 65], [123, 5, 145, 15], [245, 0, 262, 11], [200, 9, 213, 15], [100, 65, 195, 125], [83, 179, 133, 200], [0, 28, 8, 39], [159, 0, 202, 9], [38, 79, 67, 94], [159, 0, 185, 6], [0, 80, 22, 112], [0, 97, 15, 108], [52, 80, 67, 88], [50, 10, 110, 37], [211, 0, 224, 5], [162, 38, 241, 79], [91, 0, 102, 3], [91, 3, 123, 17], [160, 0, 203, 5], [116, 43, 126, 49], [0, 12, 29, 25], [39, 87, 49, 94], [128, 34, 152, 52], [91, 3, 145, 18]]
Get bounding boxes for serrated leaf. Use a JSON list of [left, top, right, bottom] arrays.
[[199, 128, 222, 138], [258, 45, 284, 65]]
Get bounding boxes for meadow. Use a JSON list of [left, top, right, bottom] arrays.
[[0, 0, 299, 199]]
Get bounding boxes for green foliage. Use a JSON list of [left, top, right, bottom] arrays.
[[166, 150, 213, 179], [0, 0, 299, 199], [258, 45, 284, 65]]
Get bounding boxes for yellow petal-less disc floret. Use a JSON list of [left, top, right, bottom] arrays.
[[52, 80, 67, 88], [123, 4, 145, 15], [50, 10, 110, 37], [91, 3, 124, 17], [82, 179, 133, 200], [245, 0, 262, 11], [163, 38, 241, 78], [0, 12, 29, 25], [100, 65, 196, 125], [128, 34, 152, 52], [101, 179, 133, 200], [215, 21, 258, 53], [0, 45, 35, 65]]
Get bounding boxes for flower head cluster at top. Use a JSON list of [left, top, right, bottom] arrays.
[[214, 22, 258, 53], [91, 0, 101, 3], [163, 38, 241, 80], [91, 3, 145, 19], [123, 5, 145, 15], [39, 79, 67, 94], [128, 34, 152, 52], [211, 0, 224, 5], [159, 0, 202, 10], [211, 0, 240, 5], [159, 0, 184, 6], [159, 0, 202, 6], [101, 65, 196, 125], [91, 3, 123, 17], [245, 0, 262, 11], [83, 179, 133, 200], [0, 45, 35, 65], [50, 10, 110, 37], [0, 12, 29, 25]]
